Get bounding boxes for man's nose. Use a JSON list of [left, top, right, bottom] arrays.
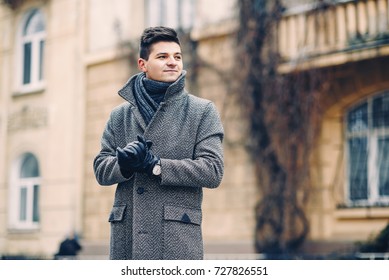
[[167, 56, 177, 65]]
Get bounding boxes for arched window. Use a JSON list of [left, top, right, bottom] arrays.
[[346, 91, 389, 206], [19, 8, 46, 93], [9, 153, 41, 229]]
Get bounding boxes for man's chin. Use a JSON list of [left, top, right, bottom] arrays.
[[162, 75, 180, 83]]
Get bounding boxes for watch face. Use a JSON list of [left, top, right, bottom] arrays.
[[153, 164, 161, 175]]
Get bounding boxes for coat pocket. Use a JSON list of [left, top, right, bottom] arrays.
[[108, 205, 128, 259], [162, 205, 203, 260], [108, 205, 126, 222]]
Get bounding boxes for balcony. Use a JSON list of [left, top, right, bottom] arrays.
[[278, 0, 389, 72]]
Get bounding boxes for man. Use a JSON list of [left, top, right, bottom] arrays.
[[93, 26, 224, 260], [54, 233, 82, 260]]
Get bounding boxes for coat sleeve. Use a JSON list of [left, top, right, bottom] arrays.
[[160, 102, 224, 188], [93, 111, 131, 186]]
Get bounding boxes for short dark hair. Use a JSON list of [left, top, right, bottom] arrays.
[[139, 26, 181, 60]]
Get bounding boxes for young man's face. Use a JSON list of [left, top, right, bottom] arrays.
[[138, 41, 183, 83]]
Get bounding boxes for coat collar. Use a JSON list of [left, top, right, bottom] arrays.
[[118, 70, 187, 105]]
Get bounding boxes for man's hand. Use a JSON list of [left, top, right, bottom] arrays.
[[137, 136, 160, 176], [116, 136, 149, 177], [116, 135, 159, 177]]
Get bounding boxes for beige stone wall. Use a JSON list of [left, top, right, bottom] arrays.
[[195, 0, 236, 28], [190, 24, 258, 250], [82, 0, 143, 243], [310, 58, 389, 242], [0, 2, 9, 254], [0, 0, 86, 256], [83, 55, 132, 241]]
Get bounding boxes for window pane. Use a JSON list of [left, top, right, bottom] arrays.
[[23, 42, 32, 85], [24, 9, 45, 35], [146, 0, 162, 26], [378, 138, 389, 196], [20, 153, 40, 178], [39, 40, 44, 80], [165, 0, 178, 28], [348, 102, 368, 132], [20, 187, 27, 221], [179, 0, 194, 29], [33, 185, 40, 222], [348, 137, 368, 200], [372, 94, 389, 128]]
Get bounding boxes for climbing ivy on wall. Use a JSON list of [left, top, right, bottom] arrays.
[[236, 0, 327, 255]]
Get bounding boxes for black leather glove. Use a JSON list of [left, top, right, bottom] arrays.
[[137, 135, 160, 176], [116, 136, 150, 177]]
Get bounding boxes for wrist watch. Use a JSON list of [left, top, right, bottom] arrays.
[[152, 160, 161, 176]]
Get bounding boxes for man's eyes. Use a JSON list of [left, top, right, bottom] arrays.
[[157, 55, 182, 60]]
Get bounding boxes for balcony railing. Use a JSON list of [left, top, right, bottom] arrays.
[[278, 0, 389, 72]]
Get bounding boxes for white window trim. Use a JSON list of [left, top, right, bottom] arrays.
[[14, 8, 46, 95], [145, 0, 194, 30], [8, 153, 41, 231], [345, 91, 389, 207]]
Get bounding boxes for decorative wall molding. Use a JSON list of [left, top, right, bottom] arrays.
[[7, 105, 48, 132]]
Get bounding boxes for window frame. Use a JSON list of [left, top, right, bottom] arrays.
[[15, 8, 46, 95], [145, 0, 195, 31], [8, 153, 41, 231], [345, 90, 389, 207]]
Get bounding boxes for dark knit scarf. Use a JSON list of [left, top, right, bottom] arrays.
[[133, 73, 172, 125]]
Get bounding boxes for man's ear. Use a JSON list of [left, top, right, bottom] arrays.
[[138, 58, 147, 72]]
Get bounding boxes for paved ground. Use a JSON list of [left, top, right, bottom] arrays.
[[77, 240, 258, 260]]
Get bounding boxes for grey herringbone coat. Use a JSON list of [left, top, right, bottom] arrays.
[[93, 71, 224, 260]]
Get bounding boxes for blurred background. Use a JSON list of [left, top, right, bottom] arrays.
[[1, 0, 389, 260]]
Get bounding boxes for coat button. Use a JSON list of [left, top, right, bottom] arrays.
[[137, 187, 145, 194]]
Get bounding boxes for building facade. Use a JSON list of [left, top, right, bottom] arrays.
[[0, 0, 256, 258], [278, 0, 389, 252], [0, 0, 87, 257], [0, 0, 388, 259]]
